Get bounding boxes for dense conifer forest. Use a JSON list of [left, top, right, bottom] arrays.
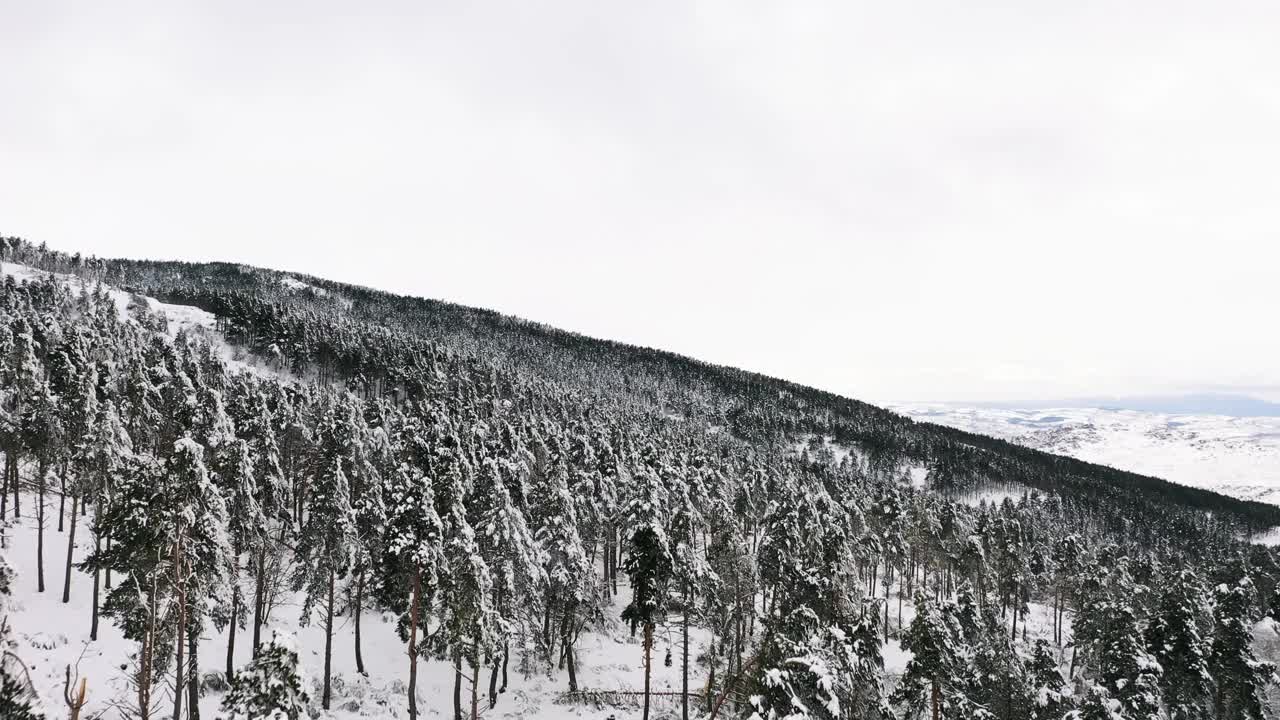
[[1, 236, 1278, 719]]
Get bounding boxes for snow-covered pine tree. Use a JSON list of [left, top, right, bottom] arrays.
[[1207, 578, 1276, 719], [668, 468, 714, 720], [77, 398, 132, 641], [292, 440, 356, 710], [1072, 563, 1161, 720], [526, 430, 593, 683], [225, 375, 288, 657], [167, 437, 235, 720], [892, 594, 992, 720], [621, 459, 674, 720], [22, 377, 63, 596], [380, 462, 445, 720], [221, 438, 263, 680], [473, 456, 544, 708], [346, 400, 386, 677], [430, 426, 496, 720], [1026, 639, 1071, 720], [1144, 568, 1211, 720], [220, 634, 310, 720], [88, 436, 233, 720]]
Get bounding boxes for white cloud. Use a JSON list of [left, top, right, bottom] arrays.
[[1, 0, 1277, 403]]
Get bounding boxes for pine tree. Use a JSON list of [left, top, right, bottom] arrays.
[[89, 437, 232, 720], [1073, 564, 1161, 720], [220, 634, 310, 720], [621, 464, 674, 720], [166, 438, 235, 720], [473, 456, 544, 708], [1025, 639, 1070, 720], [77, 398, 132, 641], [292, 451, 356, 711], [381, 463, 445, 720], [892, 594, 992, 720], [749, 601, 893, 720], [1144, 569, 1211, 720], [1207, 578, 1275, 719], [221, 439, 263, 680]]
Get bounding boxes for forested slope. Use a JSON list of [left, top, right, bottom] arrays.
[[1, 236, 1277, 720]]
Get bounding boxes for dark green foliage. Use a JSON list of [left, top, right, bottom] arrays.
[[221, 636, 310, 720], [1208, 579, 1275, 720]]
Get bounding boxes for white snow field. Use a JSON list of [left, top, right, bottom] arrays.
[[894, 403, 1280, 506]]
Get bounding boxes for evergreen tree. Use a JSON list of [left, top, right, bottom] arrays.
[[1073, 566, 1161, 720], [381, 463, 445, 720], [749, 602, 893, 720], [892, 595, 992, 720], [621, 464, 674, 720], [220, 634, 310, 720], [1207, 578, 1275, 719], [1144, 569, 1212, 720], [292, 450, 356, 711], [1025, 639, 1070, 720]]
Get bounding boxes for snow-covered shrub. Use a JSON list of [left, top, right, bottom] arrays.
[[220, 634, 310, 720]]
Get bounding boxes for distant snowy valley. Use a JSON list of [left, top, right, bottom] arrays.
[[893, 403, 1280, 506]]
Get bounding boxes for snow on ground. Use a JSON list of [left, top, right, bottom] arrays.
[[1, 262, 290, 383], [895, 403, 1280, 506], [791, 434, 860, 468], [281, 275, 353, 310], [2, 261, 137, 324], [0, 503, 788, 718], [3, 503, 714, 719]]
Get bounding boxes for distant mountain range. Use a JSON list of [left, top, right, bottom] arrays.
[[962, 393, 1280, 418]]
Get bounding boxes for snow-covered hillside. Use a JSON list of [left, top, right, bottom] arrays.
[[893, 403, 1280, 505], [1, 262, 287, 382]]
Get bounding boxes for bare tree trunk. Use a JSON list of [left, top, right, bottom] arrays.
[[322, 566, 334, 710], [11, 452, 19, 519], [706, 635, 716, 714], [642, 622, 654, 720], [173, 539, 187, 720], [407, 564, 421, 720], [91, 532, 101, 641], [931, 677, 940, 720], [0, 453, 8, 520], [139, 570, 158, 720], [252, 546, 265, 656], [488, 655, 500, 709], [188, 626, 201, 720], [354, 568, 366, 676], [37, 467, 46, 593], [884, 562, 891, 643], [226, 574, 238, 681], [470, 656, 480, 720], [63, 494, 78, 603], [1010, 587, 1018, 643], [682, 583, 690, 720], [453, 653, 463, 720], [561, 603, 578, 689], [501, 641, 509, 693]]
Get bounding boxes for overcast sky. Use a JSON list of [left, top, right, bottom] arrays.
[[2, 1, 1278, 404]]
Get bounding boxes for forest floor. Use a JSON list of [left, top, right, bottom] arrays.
[[4, 496, 717, 720]]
